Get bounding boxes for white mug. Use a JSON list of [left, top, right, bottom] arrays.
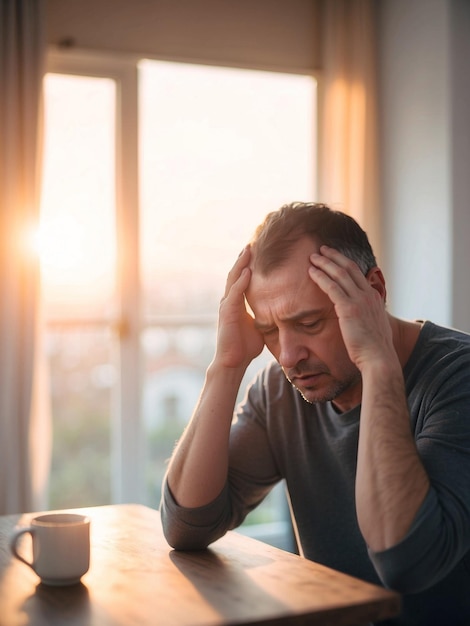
[[10, 513, 90, 586]]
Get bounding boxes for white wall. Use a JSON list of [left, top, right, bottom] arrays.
[[449, 0, 470, 332], [379, 0, 470, 332], [378, 0, 452, 326]]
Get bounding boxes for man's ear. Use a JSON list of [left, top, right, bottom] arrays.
[[366, 267, 387, 302]]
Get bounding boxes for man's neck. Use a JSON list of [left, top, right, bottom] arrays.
[[389, 315, 423, 369]]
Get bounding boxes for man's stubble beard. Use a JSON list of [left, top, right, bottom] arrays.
[[290, 370, 362, 406]]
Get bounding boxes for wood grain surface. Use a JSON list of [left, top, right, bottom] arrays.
[[0, 504, 400, 626]]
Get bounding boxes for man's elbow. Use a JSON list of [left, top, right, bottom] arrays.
[[161, 521, 212, 551]]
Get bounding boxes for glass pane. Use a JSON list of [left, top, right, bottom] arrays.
[[40, 74, 117, 508], [139, 59, 316, 536], [139, 60, 316, 318], [40, 74, 117, 321], [46, 327, 117, 508]]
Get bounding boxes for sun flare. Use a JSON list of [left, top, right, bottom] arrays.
[[36, 212, 116, 315], [37, 215, 86, 281]]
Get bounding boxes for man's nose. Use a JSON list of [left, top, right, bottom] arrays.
[[277, 329, 309, 370]]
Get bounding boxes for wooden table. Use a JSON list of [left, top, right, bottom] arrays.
[[0, 504, 400, 626]]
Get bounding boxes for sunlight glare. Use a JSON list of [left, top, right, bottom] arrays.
[[37, 215, 86, 280]]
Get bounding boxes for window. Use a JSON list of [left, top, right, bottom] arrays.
[[40, 51, 317, 548]]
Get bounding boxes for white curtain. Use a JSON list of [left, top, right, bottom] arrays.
[[318, 0, 380, 256], [0, 0, 51, 514]]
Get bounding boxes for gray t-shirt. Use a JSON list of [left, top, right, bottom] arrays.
[[161, 321, 470, 625]]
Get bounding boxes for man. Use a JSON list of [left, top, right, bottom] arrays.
[[160, 203, 470, 625]]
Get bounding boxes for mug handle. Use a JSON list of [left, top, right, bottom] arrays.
[[9, 527, 35, 570]]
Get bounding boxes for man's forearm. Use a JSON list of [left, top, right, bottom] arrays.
[[356, 359, 430, 552], [166, 361, 247, 508]]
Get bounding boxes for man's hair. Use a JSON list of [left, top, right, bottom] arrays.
[[250, 202, 377, 276]]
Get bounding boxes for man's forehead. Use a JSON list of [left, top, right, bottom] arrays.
[[246, 260, 332, 323], [252, 306, 331, 330]]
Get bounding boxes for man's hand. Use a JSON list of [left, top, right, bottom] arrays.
[[308, 245, 396, 372], [215, 246, 265, 369]]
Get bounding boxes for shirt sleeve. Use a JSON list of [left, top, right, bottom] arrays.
[[160, 479, 232, 550]]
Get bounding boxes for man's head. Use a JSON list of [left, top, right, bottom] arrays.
[[246, 203, 382, 412], [250, 202, 377, 277]]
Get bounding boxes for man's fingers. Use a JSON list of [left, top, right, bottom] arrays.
[[223, 245, 251, 299], [309, 246, 366, 293]]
